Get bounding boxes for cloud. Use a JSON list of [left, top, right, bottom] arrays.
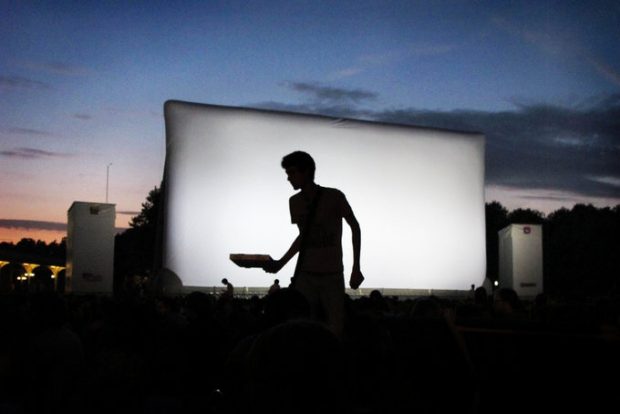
[[588, 176, 620, 187], [491, 16, 565, 56], [254, 93, 620, 200], [285, 82, 377, 104], [517, 194, 579, 202], [360, 43, 456, 65], [491, 16, 620, 87], [0, 75, 50, 91], [332, 68, 363, 79], [72, 113, 93, 120], [331, 42, 457, 80], [4, 127, 54, 136], [14, 60, 91, 76], [582, 53, 620, 87], [254, 100, 374, 120], [0, 219, 66, 232], [117, 210, 140, 216], [0, 147, 71, 159], [105, 107, 163, 119], [0, 219, 127, 235]]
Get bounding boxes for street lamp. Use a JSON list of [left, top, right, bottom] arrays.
[[106, 163, 113, 203]]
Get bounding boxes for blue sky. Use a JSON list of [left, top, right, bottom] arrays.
[[1, 0, 619, 242]]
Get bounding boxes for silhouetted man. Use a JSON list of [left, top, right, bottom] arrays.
[[268, 279, 281, 295], [265, 151, 363, 335], [221, 278, 234, 298]]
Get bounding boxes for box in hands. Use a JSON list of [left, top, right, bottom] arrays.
[[230, 254, 273, 268]]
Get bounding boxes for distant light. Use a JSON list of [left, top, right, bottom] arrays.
[[494, 280, 499, 286], [48, 265, 65, 281]]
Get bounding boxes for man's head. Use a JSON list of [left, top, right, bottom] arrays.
[[281, 151, 315, 190], [221, 278, 228, 285]]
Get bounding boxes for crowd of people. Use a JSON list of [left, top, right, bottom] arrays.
[[0, 286, 618, 414]]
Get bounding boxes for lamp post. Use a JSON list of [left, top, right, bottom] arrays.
[[106, 163, 112, 203], [49, 265, 65, 292]]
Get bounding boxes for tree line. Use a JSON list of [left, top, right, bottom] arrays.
[[485, 201, 619, 297], [2, 186, 618, 297]]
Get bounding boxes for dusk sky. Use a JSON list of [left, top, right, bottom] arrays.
[[1, 1, 619, 243]]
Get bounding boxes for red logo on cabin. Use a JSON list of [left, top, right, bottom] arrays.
[[523, 227, 531, 234]]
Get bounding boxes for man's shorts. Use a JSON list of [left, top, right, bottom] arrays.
[[294, 271, 345, 336]]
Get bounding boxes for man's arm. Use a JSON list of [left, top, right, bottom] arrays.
[[264, 233, 300, 273], [344, 212, 364, 289]]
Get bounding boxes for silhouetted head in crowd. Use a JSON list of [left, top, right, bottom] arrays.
[[281, 151, 316, 190], [262, 287, 311, 328], [494, 287, 522, 315], [534, 292, 547, 307], [369, 289, 383, 301], [31, 293, 67, 329], [367, 289, 389, 314], [156, 296, 178, 316], [248, 320, 345, 413], [474, 286, 488, 306], [185, 291, 214, 320], [531, 292, 549, 321], [410, 296, 443, 319], [221, 278, 228, 285]]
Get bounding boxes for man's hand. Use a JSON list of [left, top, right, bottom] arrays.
[[263, 259, 284, 274], [349, 268, 364, 289]]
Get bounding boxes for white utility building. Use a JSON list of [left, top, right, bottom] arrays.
[[67, 201, 116, 293], [498, 224, 543, 297]]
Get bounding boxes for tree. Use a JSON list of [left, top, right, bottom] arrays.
[[545, 204, 620, 296], [129, 186, 161, 229], [485, 201, 509, 281], [114, 186, 162, 292], [1, 238, 66, 260], [0, 238, 66, 294], [508, 208, 545, 224]]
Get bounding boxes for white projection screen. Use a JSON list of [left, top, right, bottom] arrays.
[[163, 100, 486, 290]]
